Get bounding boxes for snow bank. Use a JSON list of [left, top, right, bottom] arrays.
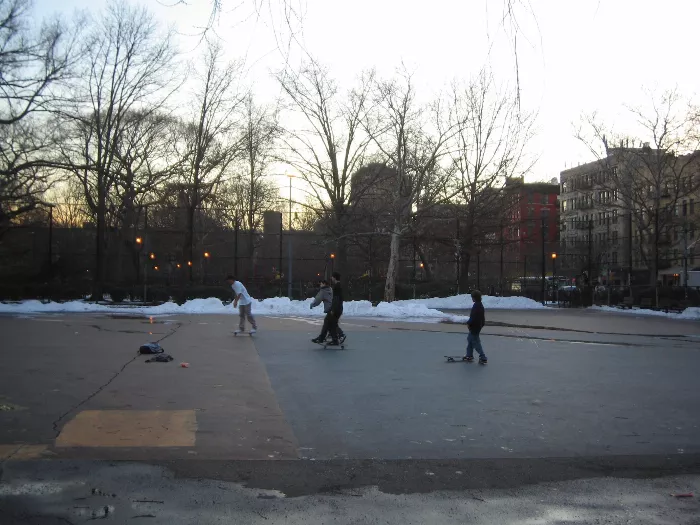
[[590, 305, 700, 320], [396, 294, 546, 310], [11, 294, 698, 319], [0, 296, 449, 320]]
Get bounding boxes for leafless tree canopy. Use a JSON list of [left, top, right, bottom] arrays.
[[0, 0, 77, 235]]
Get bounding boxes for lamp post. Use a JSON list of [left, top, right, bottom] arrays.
[[551, 252, 557, 304], [287, 174, 294, 299], [330, 253, 335, 275]]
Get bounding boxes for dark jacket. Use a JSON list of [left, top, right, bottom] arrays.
[[468, 301, 485, 334], [331, 282, 343, 316], [311, 285, 333, 313]]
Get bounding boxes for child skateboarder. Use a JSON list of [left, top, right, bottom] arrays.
[[313, 272, 345, 345], [310, 279, 333, 343], [464, 290, 487, 364], [225, 275, 257, 335]]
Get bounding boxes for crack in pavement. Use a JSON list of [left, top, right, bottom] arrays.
[[50, 321, 186, 438], [388, 326, 688, 347], [439, 317, 696, 339]]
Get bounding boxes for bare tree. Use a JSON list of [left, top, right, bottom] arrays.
[[276, 60, 376, 275], [448, 69, 535, 284], [58, 2, 179, 299], [174, 38, 246, 282], [576, 88, 700, 293], [0, 0, 78, 235], [368, 69, 457, 302], [224, 96, 282, 273], [46, 179, 90, 228]]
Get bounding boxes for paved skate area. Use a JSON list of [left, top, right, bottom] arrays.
[[1, 309, 699, 523]]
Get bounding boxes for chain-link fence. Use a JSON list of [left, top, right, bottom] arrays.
[[1, 215, 699, 307]]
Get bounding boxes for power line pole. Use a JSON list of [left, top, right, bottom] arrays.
[[541, 216, 546, 305], [499, 219, 504, 295], [287, 176, 293, 299], [588, 219, 593, 304], [684, 222, 689, 299]]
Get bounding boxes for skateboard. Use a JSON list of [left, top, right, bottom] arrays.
[[315, 336, 347, 349], [234, 331, 255, 337], [445, 355, 487, 364]]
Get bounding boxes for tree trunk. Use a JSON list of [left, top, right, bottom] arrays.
[[91, 177, 106, 301], [185, 205, 195, 282], [383, 229, 401, 302]]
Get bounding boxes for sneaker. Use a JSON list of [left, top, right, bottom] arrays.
[[464, 356, 474, 362], [339, 334, 347, 343], [479, 357, 488, 364], [250, 329, 257, 335], [234, 330, 242, 335], [311, 337, 322, 344]]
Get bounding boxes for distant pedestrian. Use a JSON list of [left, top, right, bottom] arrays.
[[464, 290, 487, 364], [225, 275, 257, 335]]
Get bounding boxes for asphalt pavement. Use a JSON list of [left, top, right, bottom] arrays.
[[1, 308, 699, 523]]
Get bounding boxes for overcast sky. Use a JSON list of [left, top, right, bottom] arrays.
[[34, 0, 700, 183]]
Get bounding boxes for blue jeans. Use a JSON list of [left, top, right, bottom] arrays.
[[466, 332, 486, 360]]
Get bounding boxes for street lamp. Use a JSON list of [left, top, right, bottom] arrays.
[[149, 252, 156, 260], [330, 252, 335, 274], [551, 253, 557, 304], [135, 237, 143, 245], [287, 173, 295, 299], [203, 251, 210, 258], [176, 263, 181, 269]]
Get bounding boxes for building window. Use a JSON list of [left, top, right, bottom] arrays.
[[612, 210, 618, 224], [612, 230, 618, 244], [612, 252, 618, 265]]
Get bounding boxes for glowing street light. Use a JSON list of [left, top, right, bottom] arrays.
[[176, 263, 181, 269], [135, 237, 142, 245], [204, 251, 210, 258], [187, 261, 192, 267], [154, 266, 159, 271], [149, 252, 155, 260]]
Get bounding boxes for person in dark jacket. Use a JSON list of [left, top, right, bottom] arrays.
[[464, 290, 487, 363], [313, 272, 345, 345]]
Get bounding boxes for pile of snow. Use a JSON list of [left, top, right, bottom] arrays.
[[0, 294, 544, 318], [399, 294, 546, 310], [590, 305, 700, 320], [0, 296, 450, 320]]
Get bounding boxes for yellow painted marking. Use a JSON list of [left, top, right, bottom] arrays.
[[0, 444, 48, 459], [55, 410, 197, 448]]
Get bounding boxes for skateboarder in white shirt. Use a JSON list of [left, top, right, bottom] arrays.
[[225, 275, 257, 335]]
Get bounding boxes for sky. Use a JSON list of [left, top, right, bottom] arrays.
[[33, 0, 700, 185]]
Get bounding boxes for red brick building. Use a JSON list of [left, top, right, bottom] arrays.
[[504, 177, 560, 264]]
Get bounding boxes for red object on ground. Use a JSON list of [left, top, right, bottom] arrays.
[[180, 362, 189, 368], [671, 493, 693, 498]]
